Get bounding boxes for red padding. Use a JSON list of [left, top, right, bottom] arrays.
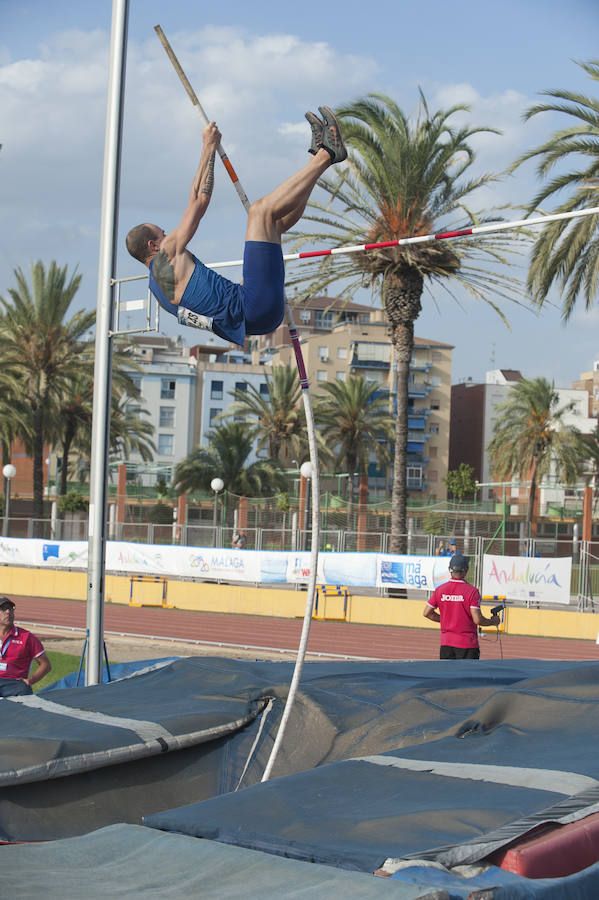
[[488, 812, 599, 878]]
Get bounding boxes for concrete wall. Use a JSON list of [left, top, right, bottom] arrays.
[[3, 565, 598, 643]]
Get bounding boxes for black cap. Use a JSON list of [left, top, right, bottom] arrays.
[[449, 554, 469, 572], [0, 597, 15, 611]]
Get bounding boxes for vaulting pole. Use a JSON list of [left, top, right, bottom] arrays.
[[86, 0, 129, 685], [155, 25, 321, 781]]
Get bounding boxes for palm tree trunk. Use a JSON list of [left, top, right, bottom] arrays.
[[60, 422, 76, 497], [32, 404, 44, 522], [389, 322, 413, 553], [527, 458, 539, 539], [383, 269, 423, 555]]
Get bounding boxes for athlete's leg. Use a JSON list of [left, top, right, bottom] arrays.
[[245, 148, 332, 243], [246, 105, 347, 243]]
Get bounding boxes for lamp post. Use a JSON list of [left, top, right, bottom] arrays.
[[3, 464, 16, 538], [300, 461, 312, 551], [211, 477, 224, 547]]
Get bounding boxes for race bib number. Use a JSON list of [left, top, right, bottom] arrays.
[[177, 308, 214, 331], [0, 662, 7, 671]]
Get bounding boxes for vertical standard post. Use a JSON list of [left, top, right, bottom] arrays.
[[86, 0, 129, 686]]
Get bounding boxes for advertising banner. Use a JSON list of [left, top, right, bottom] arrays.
[[376, 555, 445, 591], [482, 554, 572, 605]]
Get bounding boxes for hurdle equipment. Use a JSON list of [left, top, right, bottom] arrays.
[[129, 574, 172, 609], [313, 584, 351, 622]]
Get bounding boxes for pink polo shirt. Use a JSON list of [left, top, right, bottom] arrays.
[[0, 626, 45, 680], [427, 578, 481, 649]]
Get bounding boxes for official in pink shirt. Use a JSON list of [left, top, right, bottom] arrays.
[[423, 555, 500, 659], [0, 597, 51, 697]]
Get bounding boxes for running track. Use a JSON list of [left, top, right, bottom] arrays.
[[12, 595, 599, 661]]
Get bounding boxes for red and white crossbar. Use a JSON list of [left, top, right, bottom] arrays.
[[205, 205, 599, 270]]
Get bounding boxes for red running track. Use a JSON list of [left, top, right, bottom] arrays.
[[11, 595, 599, 661]]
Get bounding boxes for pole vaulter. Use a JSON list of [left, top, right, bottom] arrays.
[[154, 25, 322, 783]]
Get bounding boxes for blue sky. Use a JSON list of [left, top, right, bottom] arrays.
[[1, 0, 598, 384]]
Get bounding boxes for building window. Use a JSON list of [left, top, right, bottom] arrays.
[[359, 314, 370, 324], [429, 423, 440, 434], [129, 375, 142, 392], [407, 466, 423, 488], [299, 309, 311, 323], [234, 381, 247, 394], [160, 379, 176, 400], [314, 310, 333, 329], [210, 380, 223, 399], [430, 402, 440, 411], [431, 375, 441, 387], [209, 408, 220, 424], [317, 370, 328, 382], [337, 347, 347, 359], [429, 446, 438, 458], [432, 351, 442, 361], [259, 383, 269, 396], [428, 470, 438, 481], [157, 434, 174, 455], [336, 371, 346, 382], [159, 406, 175, 428], [318, 346, 329, 362]]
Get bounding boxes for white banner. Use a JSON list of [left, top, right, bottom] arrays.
[[482, 554, 572, 605], [0, 538, 573, 600]]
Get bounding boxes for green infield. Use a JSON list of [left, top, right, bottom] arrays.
[[34, 650, 81, 692]]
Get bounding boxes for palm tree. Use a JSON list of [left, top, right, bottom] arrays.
[[487, 377, 586, 535], [511, 59, 599, 319], [288, 92, 523, 550], [174, 422, 288, 496], [314, 375, 394, 525], [0, 261, 95, 519], [224, 364, 305, 459], [53, 345, 150, 495]]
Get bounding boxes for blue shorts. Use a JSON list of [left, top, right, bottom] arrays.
[[149, 241, 285, 346], [242, 241, 285, 335]]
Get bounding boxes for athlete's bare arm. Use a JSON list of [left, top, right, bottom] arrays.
[[154, 121, 221, 302]]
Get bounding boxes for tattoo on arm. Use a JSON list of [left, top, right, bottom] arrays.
[[201, 151, 215, 197], [153, 250, 176, 303]]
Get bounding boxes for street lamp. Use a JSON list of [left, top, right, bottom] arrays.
[[3, 464, 16, 538], [211, 477, 224, 546]]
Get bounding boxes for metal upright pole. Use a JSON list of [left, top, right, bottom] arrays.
[[86, 0, 129, 686]]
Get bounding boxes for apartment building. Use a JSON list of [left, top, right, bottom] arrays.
[[269, 316, 453, 499], [450, 368, 596, 510]]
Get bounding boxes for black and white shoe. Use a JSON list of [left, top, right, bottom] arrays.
[[305, 110, 324, 155], [318, 105, 347, 163]]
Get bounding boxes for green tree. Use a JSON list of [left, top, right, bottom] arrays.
[[55, 372, 154, 491], [444, 462, 477, 501], [174, 422, 288, 496], [224, 364, 305, 459], [314, 375, 394, 525], [511, 59, 599, 319], [0, 261, 94, 519], [288, 93, 523, 550], [487, 377, 586, 535]]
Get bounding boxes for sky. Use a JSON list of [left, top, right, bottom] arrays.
[[1, 0, 598, 386]]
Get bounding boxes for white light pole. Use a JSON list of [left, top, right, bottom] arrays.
[[300, 461, 312, 550], [211, 477, 224, 545], [2, 464, 16, 538]]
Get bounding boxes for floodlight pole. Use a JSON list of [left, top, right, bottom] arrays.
[[86, 0, 129, 686]]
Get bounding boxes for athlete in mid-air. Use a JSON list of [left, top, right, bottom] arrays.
[[126, 106, 346, 346]]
